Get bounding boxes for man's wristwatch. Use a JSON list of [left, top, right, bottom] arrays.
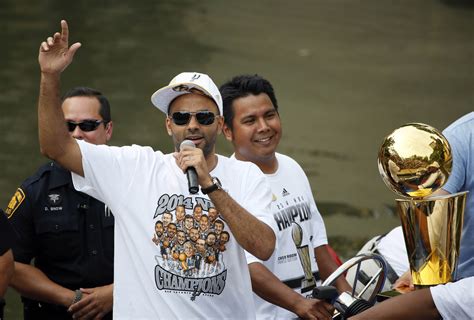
[[71, 289, 83, 306], [201, 177, 222, 194]]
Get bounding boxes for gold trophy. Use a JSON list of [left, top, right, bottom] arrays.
[[291, 222, 316, 293], [378, 123, 467, 289]]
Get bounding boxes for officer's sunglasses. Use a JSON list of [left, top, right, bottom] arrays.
[[66, 120, 107, 132], [170, 111, 216, 126]]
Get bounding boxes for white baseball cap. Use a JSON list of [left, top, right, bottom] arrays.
[[151, 72, 223, 115]]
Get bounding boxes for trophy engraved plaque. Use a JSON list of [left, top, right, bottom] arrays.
[[378, 123, 467, 288], [291, 222, 316, 293]]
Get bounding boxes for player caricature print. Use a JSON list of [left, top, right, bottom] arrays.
[[152, 194, 230, 300]]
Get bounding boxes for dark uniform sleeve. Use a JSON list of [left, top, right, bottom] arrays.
[[5, 163, 114, 293], [4, 185, 37, 264], [0, 210, 16, 256]]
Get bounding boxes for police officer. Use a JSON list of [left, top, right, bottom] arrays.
[[1, 209, 15, 320], [5, 87, 115, 320]]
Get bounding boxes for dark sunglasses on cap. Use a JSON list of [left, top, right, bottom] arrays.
[[66, 120, 107, 132], [172, 85, 208, 97], [170, 111, 216, 126]]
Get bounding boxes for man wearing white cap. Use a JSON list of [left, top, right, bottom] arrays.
[[35, 20, 276, 319]]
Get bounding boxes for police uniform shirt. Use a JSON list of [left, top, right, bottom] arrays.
[[0, 210, 16, 256], [5, 162, 114, 290]]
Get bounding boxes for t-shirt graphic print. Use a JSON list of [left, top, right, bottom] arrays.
[[152, 194, 230, 300]]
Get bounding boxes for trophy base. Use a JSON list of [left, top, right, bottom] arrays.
[[300, 279, 316, 293], [398, 192, 468, 290], [411, 255, 452, 288]]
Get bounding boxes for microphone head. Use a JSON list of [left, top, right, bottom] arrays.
[[180, 140, 196, 151]]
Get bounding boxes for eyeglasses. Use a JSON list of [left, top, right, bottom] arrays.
[[66, 120, 107, 132], [170, 111, 216, 126]]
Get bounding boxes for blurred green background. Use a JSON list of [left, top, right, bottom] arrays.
[[1, 0, 473, 317]]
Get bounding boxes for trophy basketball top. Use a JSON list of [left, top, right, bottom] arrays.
[[378, 123, 452, 199]]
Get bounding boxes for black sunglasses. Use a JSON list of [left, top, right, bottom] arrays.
[[170, 111, 216, 126], [66, 120, 107, 132]]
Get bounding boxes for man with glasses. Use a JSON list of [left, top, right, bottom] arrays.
[[34, 20, 275, 319], [5, 87, 115, 320], [220, 74, 351, 320]]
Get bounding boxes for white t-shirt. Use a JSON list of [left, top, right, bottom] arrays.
[[72, 141, 275, 320], [244, 153, 328, 319], [430, 277, 474, 319], [377, 226, 409, 277]]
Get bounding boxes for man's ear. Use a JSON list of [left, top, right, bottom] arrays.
[[216, 114, 224, 136], [223, 124, 233, 142], [165, 117, 172, 136], [105, 121, 114, 141]]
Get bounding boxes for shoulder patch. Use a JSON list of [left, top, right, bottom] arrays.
[[5, 188, 26, 218]]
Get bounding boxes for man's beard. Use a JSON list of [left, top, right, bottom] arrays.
[[173, 134, 216, 158]]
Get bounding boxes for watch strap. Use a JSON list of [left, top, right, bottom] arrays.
[[201, 177, 221, 194], [71, 289, 83, 306]]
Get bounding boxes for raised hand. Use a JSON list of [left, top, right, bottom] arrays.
[[39, 20, 81, 75]]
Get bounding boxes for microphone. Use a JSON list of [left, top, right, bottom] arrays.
[[180, 140, 199, 194]]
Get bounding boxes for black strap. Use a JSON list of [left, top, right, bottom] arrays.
[[374, 249, 399, 284], [367, 234, 387, 252], [283, 271, 321, 289]]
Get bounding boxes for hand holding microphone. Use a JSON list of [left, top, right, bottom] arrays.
[[179, 140, 199, 194]]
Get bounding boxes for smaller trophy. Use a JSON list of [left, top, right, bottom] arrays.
[[378, 123, 467, 288], [291, 222, 316, 293]]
